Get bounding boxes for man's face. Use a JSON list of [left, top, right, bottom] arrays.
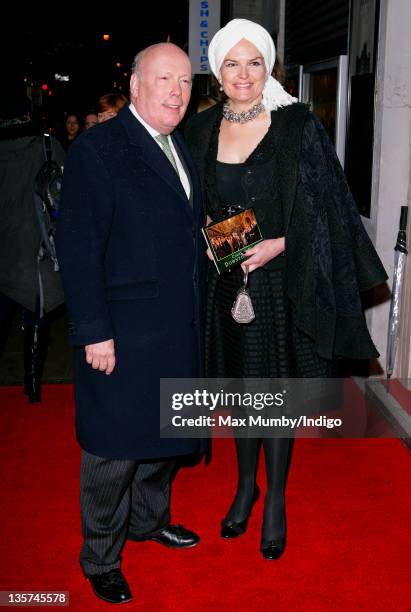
[[130, 45, 192, 135]]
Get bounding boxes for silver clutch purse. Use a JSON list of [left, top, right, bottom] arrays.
[[231, 266, 255, 324]]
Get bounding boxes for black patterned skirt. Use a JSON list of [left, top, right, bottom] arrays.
[[205, 260, 334, 379]]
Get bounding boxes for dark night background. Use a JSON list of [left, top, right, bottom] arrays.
[[4, 3, 206, 124]]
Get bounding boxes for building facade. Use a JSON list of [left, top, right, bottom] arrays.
[[230, 0, 411, 377]]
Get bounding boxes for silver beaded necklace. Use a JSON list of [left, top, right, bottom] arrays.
[[222, 101, 265, 123]]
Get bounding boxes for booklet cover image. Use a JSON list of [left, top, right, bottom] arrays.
[[202, 208, 263, 274]]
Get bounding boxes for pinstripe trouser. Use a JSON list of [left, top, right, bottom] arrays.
[[80, 450, 176, 576]]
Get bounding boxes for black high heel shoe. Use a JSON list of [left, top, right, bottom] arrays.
[[260, 503, 286, 559], [220, 485, 260, 539], [260, 538, 286, 560]]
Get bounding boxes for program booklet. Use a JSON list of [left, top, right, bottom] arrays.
[[202, 208, 263, 274]]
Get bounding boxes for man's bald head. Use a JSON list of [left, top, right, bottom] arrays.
[[129, 43, 192, 134], [132, 43, 191, 81]]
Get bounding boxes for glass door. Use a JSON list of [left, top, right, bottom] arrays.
[[301, 56, 348, 167]]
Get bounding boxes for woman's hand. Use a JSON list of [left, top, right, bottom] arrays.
[[241, 237, 285, 273]]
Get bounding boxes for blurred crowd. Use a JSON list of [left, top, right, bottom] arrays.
[[44, 92, 129, 151], [33, 90, 219, 151]]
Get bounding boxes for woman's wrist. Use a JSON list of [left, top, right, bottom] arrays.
[[277, 237, 285, 254], [268, 237, 285, 259]]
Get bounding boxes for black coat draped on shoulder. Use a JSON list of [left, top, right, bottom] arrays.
[[0, 121, 65, 312], [185, 102, 387, 361]]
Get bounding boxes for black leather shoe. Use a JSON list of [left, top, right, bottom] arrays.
[[260, 538, 286, 560], [87, 569, 133, 604], [220, 485, 260, 539], [130, 524, 200, 548]]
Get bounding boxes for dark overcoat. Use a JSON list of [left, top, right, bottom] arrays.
[[56, 106, 205, 460]]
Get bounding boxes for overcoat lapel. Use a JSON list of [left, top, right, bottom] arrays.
[[172, 131, 203, 224], [118, 106, 188, 203], [171, 134, 193, 209]]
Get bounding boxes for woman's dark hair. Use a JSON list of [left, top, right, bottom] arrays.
[[273, 56, 286, 84]]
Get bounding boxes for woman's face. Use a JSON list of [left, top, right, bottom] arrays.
[[220, 39, 266, 108], [66, 115, 80, 138]]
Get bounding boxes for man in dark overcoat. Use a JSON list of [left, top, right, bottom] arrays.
[[56, 43, 205, 604]]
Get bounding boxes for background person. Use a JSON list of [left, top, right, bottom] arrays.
[[58, 113, 82, 150], [0, 86, 65, 403], [197, 95, 218, 113], [97, 92, 128, 122], [84, 111, 98, 129]]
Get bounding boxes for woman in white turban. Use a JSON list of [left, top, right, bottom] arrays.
[[185, 19, 386, 560]]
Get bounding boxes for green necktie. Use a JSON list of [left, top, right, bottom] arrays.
[[156, 134, 179, 175]]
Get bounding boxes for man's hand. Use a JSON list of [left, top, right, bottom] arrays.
[[241, 237, 285, 273], [85, 339, 116, 375]]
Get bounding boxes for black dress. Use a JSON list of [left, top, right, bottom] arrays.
[[206, 133, 334, 379]]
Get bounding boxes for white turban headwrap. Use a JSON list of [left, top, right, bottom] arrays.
[[208, 18, 297, 112]]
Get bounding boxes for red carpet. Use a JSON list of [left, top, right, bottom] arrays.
[[0, 384, 410, 611]]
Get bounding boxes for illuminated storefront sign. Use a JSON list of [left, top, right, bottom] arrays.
[[189, 0, 221, 74]]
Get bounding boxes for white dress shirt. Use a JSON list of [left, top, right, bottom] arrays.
[[129, 103, 191, 199]]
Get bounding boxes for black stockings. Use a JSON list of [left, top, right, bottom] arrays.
[[261, 437, 292, 542], [225, 437, 293, 541], [225, 438, 259, 523]]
